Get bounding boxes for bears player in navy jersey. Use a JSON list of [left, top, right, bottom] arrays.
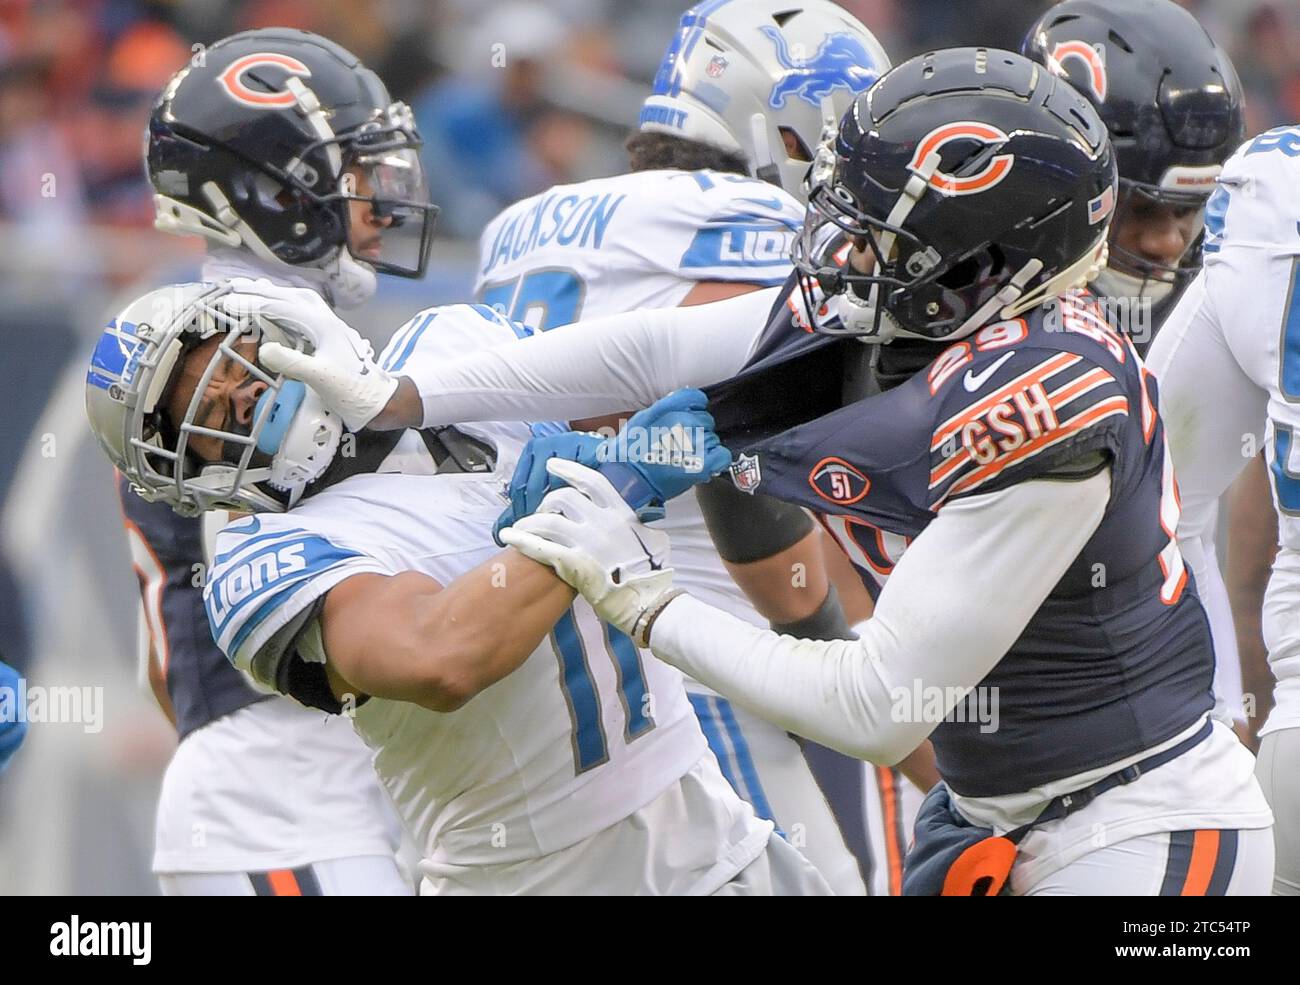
[[1023, 0, 1245, 348], [1022, 0, 1256, 745], [98, 26, 445, 896], [293, 49, 1275, 894]]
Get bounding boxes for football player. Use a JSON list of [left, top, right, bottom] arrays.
[[1023, 0, 1244, 350], [469, 0, 889, 895], [275, 49, 1275, 894], [1024, 0, 1259, 744], [1146, 124, 1300, 895], [84, 282, 829, 895], [99, 26, 452, 895], [119, 476, 408, 895]]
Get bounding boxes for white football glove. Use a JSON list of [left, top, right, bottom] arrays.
[[500, 458, 683, 645], [219, 278, 398, 431]]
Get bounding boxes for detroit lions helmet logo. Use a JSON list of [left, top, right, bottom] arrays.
[[762, 27, 881, 109]]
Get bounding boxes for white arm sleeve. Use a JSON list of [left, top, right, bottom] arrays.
[[1147, 269, 1268, 724], [648, 470, 1111, 764], [410, 287, 780, 426]]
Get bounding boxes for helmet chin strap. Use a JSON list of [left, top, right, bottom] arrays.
[[830, 150, 941, 342], [1090, 263, 1175, 305], [197, 182, 378, 309]]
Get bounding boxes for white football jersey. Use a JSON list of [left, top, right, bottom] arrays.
[[1150, 125, 1300, 735], [472, 169, 805, 642], [203, 469, 709, 870], [475, 168, 802, 322]]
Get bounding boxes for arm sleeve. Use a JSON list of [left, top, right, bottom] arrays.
[[1147, 268, 1268, 724], [647, 469, 1111, 764], [408, 287, 780, 426]]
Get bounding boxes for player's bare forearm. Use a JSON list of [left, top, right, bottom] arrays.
[[1227, 454, 1279, 748], [365, 376, 422, 430], [321, 553, 576, 712], [724, 531, 832, 623], [896, 741, 940, 792], [820, 529, 876, 624]]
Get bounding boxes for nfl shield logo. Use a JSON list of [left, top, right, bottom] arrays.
[[730, 453, 761, 494], [707, 55, 728, 78]]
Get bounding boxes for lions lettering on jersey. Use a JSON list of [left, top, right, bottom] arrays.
[[703, 272, 1214, 796], [204, 522, 368, 660]]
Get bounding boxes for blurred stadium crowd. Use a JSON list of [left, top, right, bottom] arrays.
[[0, 0, 1296, 893]]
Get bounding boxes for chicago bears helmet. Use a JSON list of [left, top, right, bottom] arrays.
[[85, 283, 342, 516], [148, 29, 438, 307], [1023, 0, 1244, 303], [639, 0, 890, 197], [793, 47, 1117, 345]]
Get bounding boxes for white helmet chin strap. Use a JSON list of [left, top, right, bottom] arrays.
[[158, 181, 380, 310], [1090, 262, 1175, 305], [831, 148, 942, 342]]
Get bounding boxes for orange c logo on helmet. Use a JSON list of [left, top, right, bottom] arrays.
[[218, 53, 312, 108], [1048, 40, 1107, 103], [908, 122, 1014, 196]]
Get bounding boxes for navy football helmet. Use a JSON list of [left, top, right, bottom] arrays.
[[148, 29, 437, 304], [1023, 0, 1244, 304], [794, 47, 1116, 344]]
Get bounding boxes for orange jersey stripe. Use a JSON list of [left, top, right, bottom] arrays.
[[928, 367, 1119, 488], [266, 869, 303, 896], [1181, 830, 1221, 895], [931, 352, 1081, 451], [936, 397, 1128, 504], [876, 766, 905, 896]]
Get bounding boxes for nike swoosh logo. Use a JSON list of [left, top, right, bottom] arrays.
[[630, 527, 663, 572], [963, 351, 1017, 392]]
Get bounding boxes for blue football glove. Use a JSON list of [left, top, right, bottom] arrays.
[[592, 388, 732, 514], [494, 431, 603, 545], [0, 660, 27, 772], [494, 389, 732, 545]]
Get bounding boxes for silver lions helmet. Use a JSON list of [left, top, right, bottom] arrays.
[[639, 0, 890, 198], [85, 282, 342, 515]]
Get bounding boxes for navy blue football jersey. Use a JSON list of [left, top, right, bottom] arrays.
[[706, 284, 1215, 797], [118, 474, 270, 739]]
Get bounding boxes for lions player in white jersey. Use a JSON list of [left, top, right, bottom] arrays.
[[100, 26, 461, 895], [85, 279, 831, 895], [1147, 125, 1300, 894], [469, 0, 889, 895]]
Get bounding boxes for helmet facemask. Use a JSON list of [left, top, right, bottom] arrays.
[[311, 99, 439, 279], [795, 156, 1111, 345], [91, 284, 342, 516], [1092, 179, 1206, 304]]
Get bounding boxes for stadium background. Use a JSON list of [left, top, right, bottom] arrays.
[[0, 0, 1293, 894]]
